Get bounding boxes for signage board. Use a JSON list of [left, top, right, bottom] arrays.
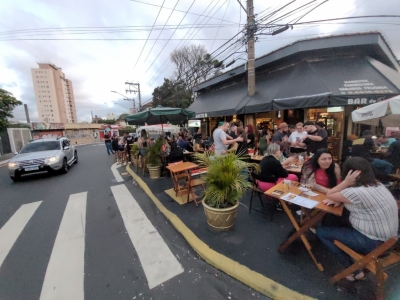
[[188, 120, 201, 127]]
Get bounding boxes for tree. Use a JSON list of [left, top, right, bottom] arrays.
[[0, 88, 23, 132], [152, 78, 193, 108], [117, 113, 129, 121], [170, 44, 224, 89]]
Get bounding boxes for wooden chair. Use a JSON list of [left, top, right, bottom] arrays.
[[331, 202, 400, 299], [187, 168, 206, 206], [249, 172, 278, 220], [168, 161, 189, 197]]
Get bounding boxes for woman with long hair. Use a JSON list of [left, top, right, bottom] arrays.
[[258, 128, 271, 156], [257, 143, 298, 191], [246, 124, 255, 148], [317, 157, 398, 281], [301, 148, 341, 194], [233, 127, 248, 156]]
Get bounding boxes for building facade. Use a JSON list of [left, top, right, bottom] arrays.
[[31, 63, 78, 123]]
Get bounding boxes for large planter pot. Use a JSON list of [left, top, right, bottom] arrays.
[[147, 165, 161, 179], [202, 199, 239, 231]]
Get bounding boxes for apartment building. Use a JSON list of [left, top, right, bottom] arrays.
[[31, 63, 78, 123]]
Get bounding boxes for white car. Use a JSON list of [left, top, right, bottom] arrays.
[[8, 137, 78, 182]]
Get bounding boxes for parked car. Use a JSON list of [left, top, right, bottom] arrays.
[[8, 137, 78, 182]]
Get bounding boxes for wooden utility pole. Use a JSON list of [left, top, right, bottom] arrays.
[[247, 0, 256, 97]]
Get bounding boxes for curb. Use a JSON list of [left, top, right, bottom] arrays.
[[126, 165, 314, 300]]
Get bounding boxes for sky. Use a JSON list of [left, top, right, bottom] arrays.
[[0, 0, 399, 123]]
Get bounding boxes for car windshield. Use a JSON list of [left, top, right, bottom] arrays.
[[20, 141, 61, 153]]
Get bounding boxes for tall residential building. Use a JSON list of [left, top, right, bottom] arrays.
[[31, 63, 78, 123]]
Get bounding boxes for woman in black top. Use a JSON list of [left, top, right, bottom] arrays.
[[246, 124, 255, 148], [257, 143, 298, 191], [235, 127, 248, 156]]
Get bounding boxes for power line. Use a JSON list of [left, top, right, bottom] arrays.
[[130, 0, 239, 24], [143, 0, 197, 75], [210, 0, 231, 52], [133, 0, 165, 69]]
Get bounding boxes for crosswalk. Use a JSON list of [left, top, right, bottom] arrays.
[[0, 183, 183, 298]]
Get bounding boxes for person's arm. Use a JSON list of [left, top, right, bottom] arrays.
[[226, 134, 233, 140], [221, 131, 243, 145], [385, 143, 395, 157], [334, 163, 341, 182], [326, 170, 361, 204]]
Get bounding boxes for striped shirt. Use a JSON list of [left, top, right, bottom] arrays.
[[341, 184, 398, 241]]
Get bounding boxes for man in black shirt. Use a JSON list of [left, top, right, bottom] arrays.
[[193, 129, 202, 141], [124, 132, 134, 163], [297, 121, 327, 155], [104, 132, 114, 155]]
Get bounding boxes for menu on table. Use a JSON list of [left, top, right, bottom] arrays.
[[280, 193, 318, 209]]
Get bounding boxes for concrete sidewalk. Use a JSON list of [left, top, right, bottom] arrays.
[[126, 164, 400, 300]]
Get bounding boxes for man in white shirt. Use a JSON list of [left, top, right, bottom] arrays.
[[288, 122, 307, 156], [213, 122, 243, 156]]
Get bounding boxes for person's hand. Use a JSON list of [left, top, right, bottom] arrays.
[[236, 136, 243, 142], [322, 199, 341, 207], [302, 135, 308, 141], [283, 136, 288, 142], [343, 169, 361, 186], [284, 156, 296, 164]]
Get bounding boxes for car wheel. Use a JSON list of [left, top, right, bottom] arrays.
[[61, 158, 69, 174], [74, 151, 78, 164], [10, 174, 20, 182]]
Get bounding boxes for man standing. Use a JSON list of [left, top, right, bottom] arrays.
[[272, 122, 289, 153], [124, 132, 134, 163], [288, 122, 307, 156], [104, 131, 114, 155], [193, 129, 202, 141], [229, 125, 238, 139], [213, 122, 243, 156], [352, 130, 393, 176], [297, 121, 328, 155]]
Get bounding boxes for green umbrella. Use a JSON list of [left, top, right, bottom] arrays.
[[125, 106, 196, 126]]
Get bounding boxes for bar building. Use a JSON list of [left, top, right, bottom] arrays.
[[188, 32, 400, 161], [31, 63, 78, 123]]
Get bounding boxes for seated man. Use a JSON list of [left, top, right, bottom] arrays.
[[352, 130, 393, 176], [385, 131, 400, 171], [177, 136, 189, 151], [376, 134, 396, 148]]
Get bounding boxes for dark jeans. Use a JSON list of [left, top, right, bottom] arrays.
[[316, 226, 383, 268], [105, 142, 114, 155]]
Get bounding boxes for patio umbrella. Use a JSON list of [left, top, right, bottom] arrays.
[[125, 106, 196, 126], [352, 95, 400, 127]]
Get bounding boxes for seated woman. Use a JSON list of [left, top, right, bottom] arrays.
[[194, 139, 204, 152], [257, 143, 298, 191], [317, 157, 398, 281], [301, 148, 341, 194]]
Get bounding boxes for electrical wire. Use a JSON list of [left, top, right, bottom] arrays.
[[210, 0, 231, 52], [130, 0, 239, 24], [133, 0, 166, 69]]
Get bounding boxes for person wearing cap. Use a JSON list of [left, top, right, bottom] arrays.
[[213, 121, 243, 156], [272, 122, 289, 154], [352, 130, 393, 176], [296, 121, 328, 155]]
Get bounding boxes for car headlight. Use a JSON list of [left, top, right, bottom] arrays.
[[45, 156, 59, 163], [8, 162, 19, 168]]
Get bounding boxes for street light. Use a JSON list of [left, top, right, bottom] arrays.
[[111, 91, 137, 111]]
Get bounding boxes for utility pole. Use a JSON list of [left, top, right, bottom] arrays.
[[247, 0, 256, 97], [125, 82, 142, 111], [24, 104, 30, 123]]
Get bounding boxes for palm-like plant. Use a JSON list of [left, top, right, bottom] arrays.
[[146, 139, 163, 167], [193, 151, 260, 208]]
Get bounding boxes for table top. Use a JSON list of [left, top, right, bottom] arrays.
[[265, 181, 343, 216], [284, 164, 302, 174], [166, 162, 199, 173], [250, 155, 264, 161]]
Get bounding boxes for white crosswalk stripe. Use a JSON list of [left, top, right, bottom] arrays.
[[40, 192, 87, 300], [111, 184, 184, 289], [0, 184, 183, 294], [0, 201, 42, 269]]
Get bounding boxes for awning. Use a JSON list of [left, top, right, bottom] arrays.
[[187, 82, 248, 117]]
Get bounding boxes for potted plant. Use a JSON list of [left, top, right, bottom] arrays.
[[193, 151, 260, 231], [130, 144, 140, 167], [146, 139, 163, 179]]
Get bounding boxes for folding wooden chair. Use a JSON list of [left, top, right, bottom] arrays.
[[187, 168, 206, 206], [168, 161, 189, 197]]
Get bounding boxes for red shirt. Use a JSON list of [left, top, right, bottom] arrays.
[[315, 168, 341, 188]]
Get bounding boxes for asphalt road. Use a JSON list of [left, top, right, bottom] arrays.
[[0, 143, 269, 300]]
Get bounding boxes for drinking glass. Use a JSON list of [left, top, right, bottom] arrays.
[[300, 177, 307, 189], [306, 183, 313, 190]]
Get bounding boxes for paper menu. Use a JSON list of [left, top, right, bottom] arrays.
[[280, 193, 318, 209]]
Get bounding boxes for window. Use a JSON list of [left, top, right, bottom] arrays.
[[20, 141, 61, 153]]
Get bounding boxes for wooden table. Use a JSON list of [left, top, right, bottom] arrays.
[[265, 181, 343, 271], [166, 162, 199, 200], [284, 164, 302, 174], [250, 155, 264, 162]]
